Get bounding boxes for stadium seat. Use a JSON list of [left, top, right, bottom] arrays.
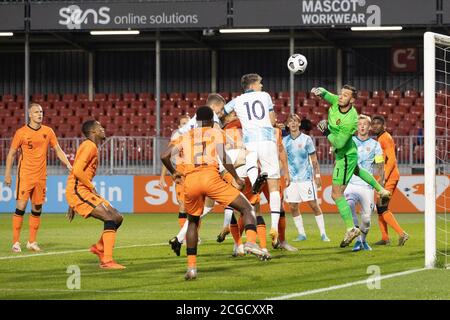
[[357, 90, 370, 101], [177, 100, 191, 110], [169, 92, 183, 102], [185, 92, 199, 102], [122, 108, 136, 117], [62, 94, 75, 103], [1, 94, 15, 103], [296, 91, 307, 101], [16, 94, 24, 104], [354, 98, 366, 108], [410, 105, 423, 116], [76, 93, 89, 102], [32, 93, 45, 103], [388, 90, 402, 101], [114, 116, 128, 126], [45, 109, 58, 117], [303, 99, 317, 108], [395, 105, 408, 115], [123, 93, 136, 103], [399, 97, 413, 107], [130, 100, 144, 110], [94, 93, 107, 103], [75, 108, 90, 117], [366, 98, 381, 108], [199, 92, 209, 101], [382, 97, 397, 108], [105, 108, 120, 117], [372, 90, 386, 100], [69, 101, 83, 110], [115, 101, 128, 109], [361, 106, 376, 115], [404, 90, 419, 100], [404, 113, 419, 123], [376, 106, 390, 116], [387, 113, 402, 125], [53, 101, 67, 109], [59, 109, 73, 117], [47, 93, 60, 103], [107, 93, 121, 102], [138, 92, 153, 102]]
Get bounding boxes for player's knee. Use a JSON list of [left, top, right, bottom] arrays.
[[256, 215, 265, 226], [187, 214, 200, 226], [104, 220, 117, 231], [115, 215, 124, 229], [376, 205, 388, 215], [15, 208, 25, 216], [31, 210, 41, 217]]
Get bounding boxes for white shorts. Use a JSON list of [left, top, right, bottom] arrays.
[[284, 181, 318, 203], [344, 184, 375, 217], [245, 140, 280, 179], [226, 148, 247, 178]]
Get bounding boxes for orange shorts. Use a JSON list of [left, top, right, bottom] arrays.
[[16, 177, 46, 205], [184, 169, 240, 216], [222, 172, 234, 184], [66, 183, 109, 218]]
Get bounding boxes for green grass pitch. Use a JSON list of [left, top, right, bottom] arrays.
[[0, 213, 448, 300]]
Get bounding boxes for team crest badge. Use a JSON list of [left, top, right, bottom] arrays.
[[43, 134, 47, 139], [336, 119, 341, 125]]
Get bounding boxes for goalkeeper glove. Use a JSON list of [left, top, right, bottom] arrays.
[[311, 87, 325, 97], [317, 120, 330, 137]]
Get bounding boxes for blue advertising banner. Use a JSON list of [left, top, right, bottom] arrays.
[[0, 176, 134, 213]]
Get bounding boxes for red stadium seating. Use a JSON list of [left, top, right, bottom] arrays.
[[47, 93, 60, 103], [372, 90, 386, 100], [2, 94, 15, 103], [32, 93, 45, 103], [138, 92, 153, 102], [76, 93, 89, 102], [404, 90, 419, 100], [185, 92, 198, 102], [123, 93, 136, 103]]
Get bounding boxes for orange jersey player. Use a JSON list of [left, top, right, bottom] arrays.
[[371, 115, 409, 246], [66, 120, 125, 269], [4, 103, 72, 253], [161, 106, 271, 280]]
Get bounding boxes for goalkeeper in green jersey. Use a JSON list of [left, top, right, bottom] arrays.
[[311, 85, 391, 247]]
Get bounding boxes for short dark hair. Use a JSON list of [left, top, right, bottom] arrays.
[[372, 115, 386, 125], [196, 106, 214, 122], [206, 93, 226, 106], [82, 120, 98, 137], [342, 84, 357, 98], [241, 73, 262, 91]]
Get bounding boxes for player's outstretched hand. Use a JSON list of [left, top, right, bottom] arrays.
[[311, 87, 325, 97], [317, 119, 328, 133]]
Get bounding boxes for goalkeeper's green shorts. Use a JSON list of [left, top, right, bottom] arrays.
[[332, 153, 358, 186]]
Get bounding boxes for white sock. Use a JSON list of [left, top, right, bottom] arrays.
[[177, 220, 189, 243], [270, 191, 281, 230], [315, 214, 326, 236], [293, 215, 306, 236], [223, 207, 233, 228], [201, 205, 214, 218], [245, 151, 258, 186]]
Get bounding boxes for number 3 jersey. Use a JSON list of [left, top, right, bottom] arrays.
[[10, 125, 58, 182], [224, 90, 276, 144]]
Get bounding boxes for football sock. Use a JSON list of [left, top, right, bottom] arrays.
[[177, 220, 189, 242], [28, 211, 41, 243], [293, 215, 305, 236], [178, 212, 187, 229], [383, 210, 404, 236], [270, 191, 281, 230], [223, 207, 233, 228], [278, 212, 286, 242], [244, 225, 257, 244], [230, 214, 242, 245], [96, 234, 104, 251], [256, 216, 267, 249], [12, 209, 25, 244], [315, 214, 327, 236], [378, 214, 390, 240], [357, 168, 382, 192], [335, 196, 355, 230], [102, 230, 116, 262]]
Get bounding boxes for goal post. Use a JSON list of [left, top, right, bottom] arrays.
[[424, 32, 449, 269]]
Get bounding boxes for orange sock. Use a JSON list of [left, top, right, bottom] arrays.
[[383, 210, 404, 236], [245, 226, 257, 244], [96, 235, 104, 251], [178, 212, 187, 229], [29, 214, 41, 243], [278, 215, 286, 242], [102, 230, 116, 262], [187, 255, 197, 268], [12, 213, 24, 244], [256, 216, 267, 249], [378, 214, 389, 240]]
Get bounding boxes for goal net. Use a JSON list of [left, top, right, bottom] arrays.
[[424, 32, 450, 269]]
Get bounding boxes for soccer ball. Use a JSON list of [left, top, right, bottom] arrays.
[[287, 54, 308, 74]]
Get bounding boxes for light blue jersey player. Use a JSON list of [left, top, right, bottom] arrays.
[[283, 115, 329, 242], [344, 115, 385, 251], [224, 73, 283, 247]]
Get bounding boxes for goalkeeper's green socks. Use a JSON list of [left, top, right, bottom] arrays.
[[357, 167, 383, 192], [335, 196, 355, 230]]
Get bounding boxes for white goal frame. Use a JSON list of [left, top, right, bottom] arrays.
[[424, 32, 450, 268]]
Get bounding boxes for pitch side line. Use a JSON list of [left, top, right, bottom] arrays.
[[0, 243, 168, 260], [266, 268, 427, 300]]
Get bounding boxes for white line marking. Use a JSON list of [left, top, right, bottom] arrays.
[[0, 288, 288, 296], [266, 268, 427, 300], [0, 243, 167, 260]]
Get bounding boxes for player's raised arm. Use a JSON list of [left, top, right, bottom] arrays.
[[311, 87, 338, 105]]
